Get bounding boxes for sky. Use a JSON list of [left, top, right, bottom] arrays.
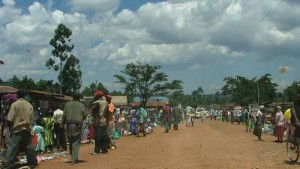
[[0, 0, 300, 95]]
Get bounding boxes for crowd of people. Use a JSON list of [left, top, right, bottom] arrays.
[[0, 90, 188, 169], [1, 89, 299, 168], [200, 104, 296, 143]]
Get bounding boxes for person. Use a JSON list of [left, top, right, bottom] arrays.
[[91, 91, 110, 155], [236, 109, 242, 125], [274, 106, 284, 143], [32, 119, 45, 154], [185, 106, 193, 127], [105, 95, 116, 149], [172, 105, 181, 130], [253, 105, 265, 141], [129, 104, 138, 135], [81, 117, 90, 144], [2, 90, 38, 169], [115, 107, 122, 135], [63, 93, 87, 164], [244, 108, 251, 132], [137, 107, 147, 136], [53, 104, 67, 151], [162, 102, 172, 133], [41, 111, 55, 153], [86, 109, 95, 143]]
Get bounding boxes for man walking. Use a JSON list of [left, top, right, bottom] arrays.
[[2, 90, 38, 169], [172, 105, 181, 130], [53, 104, 67, 151], [162, 102, 172, 133], [63, 93, 87, 164], [91, 91, 110, 155]]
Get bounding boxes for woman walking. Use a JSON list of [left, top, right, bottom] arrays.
[[274, 106, 284, 143]]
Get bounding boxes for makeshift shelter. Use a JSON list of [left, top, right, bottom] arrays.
[[26, 90, 72, 111], [0, 84, 18, 149]]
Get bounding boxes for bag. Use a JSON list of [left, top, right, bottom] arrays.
[[32, 134, 38, 147], [284, 108, 291, 121]]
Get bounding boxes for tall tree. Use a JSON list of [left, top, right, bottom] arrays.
[[255, 74, 278, 104], [60, 55, 82, 96], [114, 62, 182, 108], [46, 23, 74, 94], [221, 74, 278, 105], [284, 81, 300, 102], [191, 86, 204, 106]]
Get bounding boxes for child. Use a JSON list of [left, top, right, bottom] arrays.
[[81, 118, 90, 144], [33, 119, 45, 154], [86, 110, 95, 143]]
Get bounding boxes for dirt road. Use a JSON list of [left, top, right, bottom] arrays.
[[36, 119, 300, 169]]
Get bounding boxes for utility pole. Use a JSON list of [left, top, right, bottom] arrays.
[[257, 81, 260, 105], [60, 61, 62, 95]]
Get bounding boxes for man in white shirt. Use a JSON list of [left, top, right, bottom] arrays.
[[53, 104, 67, 151]]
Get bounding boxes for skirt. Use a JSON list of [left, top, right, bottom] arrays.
[[253, 124, 262, 137], [275, 125, 284, 138]]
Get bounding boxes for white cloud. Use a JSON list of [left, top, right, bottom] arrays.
[[2, 0, 15, 6], [1, 0, 300, 94], [67, 0, 120, 14]]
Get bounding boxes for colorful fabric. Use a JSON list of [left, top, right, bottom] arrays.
[[275, 125, 284, 138], [42, 117, 55, 147], [32, 125, 45, 152]]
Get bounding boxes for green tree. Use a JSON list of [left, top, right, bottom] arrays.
[[191, 86, 204, 106], [284, 81, 300, 102], [46, 23, 74, 94], [9, 75, 36, 90], [114, 62, 182, 108], [168, 89, 184, 106], [36, 79, 59, 93], [82, 82, 109, 96], [221, 74, 278, 106], [61, 55, 82, 96], [255, 74, 278, 104]]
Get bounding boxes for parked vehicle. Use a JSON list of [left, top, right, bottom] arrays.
[[195, 107, 209, 119]]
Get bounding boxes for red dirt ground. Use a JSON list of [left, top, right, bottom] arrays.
[[30, 119, 300, 169]]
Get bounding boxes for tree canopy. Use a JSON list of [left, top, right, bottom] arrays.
[[46, 23, 81, 96], [114, 62, 183, 108], [221, 74, 278, 106]]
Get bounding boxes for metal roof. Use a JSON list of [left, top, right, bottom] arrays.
[[83, 95, 128, 106], [0, 85, 18, 95]]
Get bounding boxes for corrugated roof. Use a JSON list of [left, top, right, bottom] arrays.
[[27, 90, 72, 101], [132, 101, 166, 107], [28, 90, 63, 97], [0, 85, 18, 94], [132, 96, 169, 107], [133, 96, 169, 102], [83, 95, 128, 106]]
